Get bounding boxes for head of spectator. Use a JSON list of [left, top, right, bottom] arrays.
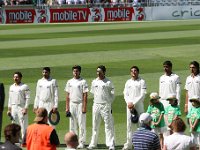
[[149, 92, 160, 105], [64, 131, 79, 149], [72, 65, 81, 79], [130, 65, 139, 80], [34, 108, 48, 124], [42, 67, 51, 79], [189, 61, 199, 76], [189, 96, 200, 108], [139, 113, 152, 127], [163, 60, 172, 75], [4, 123, 21, 144], [169, 117, 186, 133], [97, 65, 106, 79], [166, 94, 178, 106]]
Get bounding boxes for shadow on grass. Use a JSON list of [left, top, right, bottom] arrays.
[[59, 144, 123, 149]]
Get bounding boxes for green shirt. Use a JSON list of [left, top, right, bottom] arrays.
[[165, 105, 181, 124], [147, 102, 165, 128], [187, 107, 200, 132]]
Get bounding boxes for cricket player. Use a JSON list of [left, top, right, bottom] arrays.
[[7, 72, 30, 139], [159, 61, 181, 108], [185, 61, 200, 114], [123, 66, 147, 150], [65, 65, 88, 149], [34, 67, 58, 126], [87, 65, 115, 150]]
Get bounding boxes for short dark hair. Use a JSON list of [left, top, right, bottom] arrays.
[[163, 60, 172, 67], [130, 66, 139, 73], [72, 65, 81, 72], [97, 65, 106, 73], [43, 67, 51, 73], [13, 72, 22, 78], [170, 118, 186, 132], [190, 61, 199, 74], [4, 123, 21, 140]]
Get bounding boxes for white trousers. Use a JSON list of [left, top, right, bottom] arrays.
[[124, 103, 144, 149], [69, 102, 86, 144], [38, 101, 54, 127], [89, 103, 115, 147], [11, 105, 28, 139]]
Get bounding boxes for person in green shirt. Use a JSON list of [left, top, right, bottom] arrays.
[[165, 94, 181, 135], [147, 92, 166, 149], [187, 96, 200, 149]]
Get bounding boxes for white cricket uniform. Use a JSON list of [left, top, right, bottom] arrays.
[[123, 77, 146, 149], [159, 73, 181, 108], [89, 77, 115, 148], [8, 83, 30, 139], [65, 77, 89, 145], [34, 77, 58, 125], [185, 74, 200, 111]]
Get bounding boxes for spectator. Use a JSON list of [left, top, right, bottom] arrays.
[[163, 118, 196, 150], [123, 65, 147, 150], [34, 67, 59, 126], [7, 72, 30, 139], [159, 60, 181, 108], [64, 131, 79, 150], [132, 113, 161, 150], [65, 65, 88, 149], [0, 123, 21, 150], [185, 61, 200, 114], [0, 83, 5, 142], [87, 65, 115, 150], [22, 108, 60, 150], [165, 94, 181, 135], [147, 92, 166, 149], [187, 96, 200, 149]]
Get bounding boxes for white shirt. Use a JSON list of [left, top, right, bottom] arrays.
[[185, 74, 200, 100], [123, 77, 146, 105], [65, 77, 89, 103], [159, 73, 181, 103], [8, 83, 30, 108], [34, 77, 58, 108], [90, 77, 114, 104], [164, 132, 195, 150]]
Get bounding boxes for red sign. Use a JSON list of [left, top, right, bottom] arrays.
[[50, 8, 90, 23], [5, 9, 36, 24], [104, 7, 134, 21]]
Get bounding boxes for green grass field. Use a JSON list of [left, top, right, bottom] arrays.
[[1, 20, 200, 149]]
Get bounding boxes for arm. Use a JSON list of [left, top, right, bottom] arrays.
[[82, 92, 87, 113], [33, 80, 40, 112], [50, 129, 60, 146], [191, 119, 199, 132], [176, 76, 181, 105], [53, 80, 58, 112], [154, 113, 164, 126], [185, 90, 189, 114], [109, 80, 115, 103], [23, 85, 30, 115], [66, 92, 70, 112]]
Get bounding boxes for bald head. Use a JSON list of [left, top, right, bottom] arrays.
[[64, 131, 78, 148]]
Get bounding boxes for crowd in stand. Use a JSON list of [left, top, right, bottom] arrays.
[[0, 61, 199, 150]]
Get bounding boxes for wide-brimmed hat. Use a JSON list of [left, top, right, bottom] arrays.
[[166, 94, 177, 101], [150, 92, 160, 100], [34, 108, 48, 122], [189, 96, 200, 102]]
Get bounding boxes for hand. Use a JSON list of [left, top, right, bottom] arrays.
[[52, 108, 57, 113], [127, 102, 134, 109], [7, 111, 11, 116], [66, 111, 71, 117], [22, 108, 27, 115]]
